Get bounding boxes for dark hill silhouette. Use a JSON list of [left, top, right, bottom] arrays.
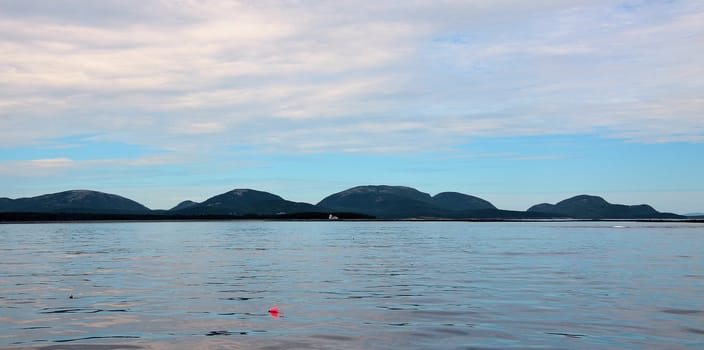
[[0, 197, 13, 211], [431, 192, 496, 211], [317, 185, 445, 219], [171, 200, 199, 211], [0, 187, 689, 220], [528, 194, 683, 219], [321, 185, 433, 204], [0, 190, 150, 213], [171, 189, 322, 216], [444, 208, 568, 220], [317, 185, 521, 219]]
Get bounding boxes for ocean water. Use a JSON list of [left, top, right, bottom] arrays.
[[0, 221, 703, 349]]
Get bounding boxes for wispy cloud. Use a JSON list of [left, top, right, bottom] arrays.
[[1, 0, 702, 155], [28, 158, 75, 169], [169, 122, 226, 135]]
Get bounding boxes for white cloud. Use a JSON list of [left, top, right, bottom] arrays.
[[29, 158, 75, 169], [169, 122, 226, 135], [0, 158, 76, 177], [0, 153, 192, 178], [0, 0, 702, 156]]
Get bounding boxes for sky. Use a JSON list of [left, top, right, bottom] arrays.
[[1, 0, 703, 213]]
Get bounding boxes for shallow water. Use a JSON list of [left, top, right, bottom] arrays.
[[1, 221, 703, 349]]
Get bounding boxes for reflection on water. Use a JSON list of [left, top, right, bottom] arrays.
[[1, 221, 703, 349]]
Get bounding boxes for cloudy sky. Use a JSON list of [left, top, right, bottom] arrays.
[[1, 0, 702, 213]]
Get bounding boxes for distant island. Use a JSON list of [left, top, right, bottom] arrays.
[[0, 185, 692, 222]]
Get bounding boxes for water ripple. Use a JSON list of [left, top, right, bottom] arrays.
[[54, 336, 140, 343], [1, 221, 703, 349]]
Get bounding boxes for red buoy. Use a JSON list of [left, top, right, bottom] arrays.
[[268, 306, 280, 317]]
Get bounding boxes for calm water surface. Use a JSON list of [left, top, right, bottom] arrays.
[[1, 221, 703, 349]]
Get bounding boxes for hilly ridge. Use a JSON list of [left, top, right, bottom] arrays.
[[171, 189, 322, 216], [317, 185, 507, 219], [317, 185, 443, 219], [527, 194, 682, 219], [0, 190, 150, 214], [0, 186, 689, 220], [432, 192, 497, 211]]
